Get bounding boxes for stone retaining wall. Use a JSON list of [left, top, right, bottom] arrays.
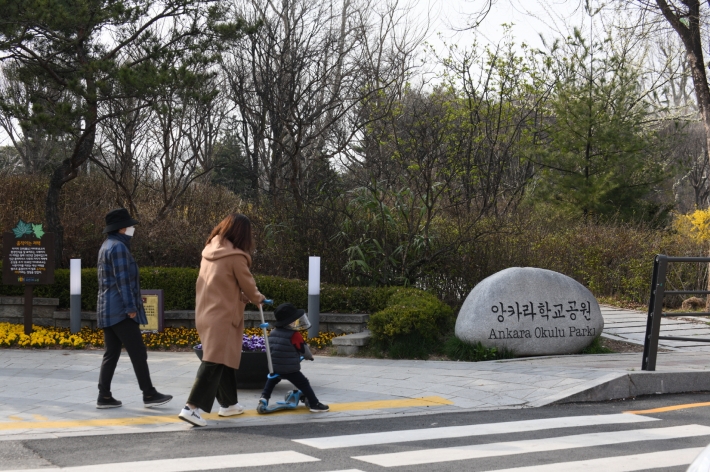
[[0, 297, 59, 326], [0, 297, 369, 333]]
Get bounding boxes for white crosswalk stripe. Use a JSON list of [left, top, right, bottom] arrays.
[[296, 413, 709, 470], [480, 448, 704, 472], [8, 414, 708, 472], [6, 451, 320, 472], [293, 413, 658, 449], [352, 424, 710, 467]]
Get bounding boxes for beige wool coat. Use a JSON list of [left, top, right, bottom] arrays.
[[195, 237, 263, 369]]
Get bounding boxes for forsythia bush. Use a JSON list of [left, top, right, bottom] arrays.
[[676, 208, 710, 244], [0, 323, 343, 350]]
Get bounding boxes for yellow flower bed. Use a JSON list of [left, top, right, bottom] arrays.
[[0, 323, 85, 348], [0, 323, 344, 351], [304, 331, 344, 350]]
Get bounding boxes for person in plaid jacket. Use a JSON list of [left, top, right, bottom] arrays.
[[96, 208, 172, 409]]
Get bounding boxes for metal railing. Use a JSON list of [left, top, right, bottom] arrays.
[[642, 255, 710, 371]]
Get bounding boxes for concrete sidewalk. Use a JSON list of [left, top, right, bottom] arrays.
[[0, 305, 708, 440], [1, 345, 709, 441]]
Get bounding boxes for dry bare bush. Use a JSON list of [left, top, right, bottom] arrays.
[[2, 174, 707, 306], [420, 208, 706, 307], [0, 175, 248, 268]]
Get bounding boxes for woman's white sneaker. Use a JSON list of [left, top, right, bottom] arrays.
[[218, 403, 245, 417], [178, 405, 206, 427]]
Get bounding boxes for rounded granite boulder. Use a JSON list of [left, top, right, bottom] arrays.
[[455, 267, 603, 356]]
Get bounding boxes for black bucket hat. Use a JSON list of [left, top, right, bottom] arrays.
[[102, 208, 140, 234], [274, 303, 306, 327]]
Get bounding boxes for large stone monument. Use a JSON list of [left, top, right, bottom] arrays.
[[455, 267, 603, 356]]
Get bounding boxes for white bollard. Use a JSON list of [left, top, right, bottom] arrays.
[[70, 259, 81, 333], [307, 256, 320, 339]]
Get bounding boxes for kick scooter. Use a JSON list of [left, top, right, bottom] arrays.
[[255, 300, 308, 414]]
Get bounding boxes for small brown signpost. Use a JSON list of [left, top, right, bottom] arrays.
[[140, 289, 164, 332], [2, 220, 55, 335]]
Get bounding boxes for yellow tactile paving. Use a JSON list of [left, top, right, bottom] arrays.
[[0, 396, 453, 431]]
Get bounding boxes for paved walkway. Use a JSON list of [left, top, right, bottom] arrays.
[[601, 305, 710, 351], [0, 305, 708, 440]]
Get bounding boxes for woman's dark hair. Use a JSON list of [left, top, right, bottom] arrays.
[[206, 213, 255, 253]]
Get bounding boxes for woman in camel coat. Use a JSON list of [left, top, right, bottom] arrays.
[[178, 213, 264, 427]]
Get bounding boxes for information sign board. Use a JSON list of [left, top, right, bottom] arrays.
[[2, 219, 55, 335], [2, 221, 55, 285], [140, 289, 164, 332]]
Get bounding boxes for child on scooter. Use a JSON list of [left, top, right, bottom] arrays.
[[259, 303, 329, 412]]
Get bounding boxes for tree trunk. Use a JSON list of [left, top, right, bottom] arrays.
[[654, 1, 710, 309], [44, 88, 97, 267], [45, 167, 65, 270]]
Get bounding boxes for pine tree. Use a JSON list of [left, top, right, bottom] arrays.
[[535, 30, 667, 221], [0, 0, 243, 263]]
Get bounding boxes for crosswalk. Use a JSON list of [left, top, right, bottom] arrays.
[[351, 425, 710, 467], [12, 451, 319, 472], [478, 449, 704, 472], [293, 413, 658, 449], [6, 413, 709, 471]]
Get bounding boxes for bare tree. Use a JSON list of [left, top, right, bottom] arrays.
[[221, 0, 421, 207], [666, 122, 710, 209], [93, 97, 153, 216], [143, 71, 224, 222], [648, 33, 697, 111], [625, 1, 710, 178], [337, 32, 550, 286]]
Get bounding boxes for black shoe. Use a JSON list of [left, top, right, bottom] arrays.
[[309, 402, 329, 413], [97, 396, 122, 409], [144, 392, 173, 408]]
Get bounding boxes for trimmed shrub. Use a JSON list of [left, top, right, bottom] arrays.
[[368, 289, 454, 350]]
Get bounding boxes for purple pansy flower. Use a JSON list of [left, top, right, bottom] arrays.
[[197, 335, 267, 353], [242, 334, 266, 352]]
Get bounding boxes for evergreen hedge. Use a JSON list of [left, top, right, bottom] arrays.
[[0, 264, 409, 314]]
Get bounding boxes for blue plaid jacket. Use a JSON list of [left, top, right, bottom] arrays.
[[96, 233, 147, 328]]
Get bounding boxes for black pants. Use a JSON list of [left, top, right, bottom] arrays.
[[98, 317, 157, 398], [261, 371, 319, 406], [186, 361, 239, 413]]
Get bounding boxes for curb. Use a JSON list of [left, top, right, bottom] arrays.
[[555, 371, 710, 403]]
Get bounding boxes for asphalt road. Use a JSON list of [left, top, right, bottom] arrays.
[[3, 393, 710, 471]]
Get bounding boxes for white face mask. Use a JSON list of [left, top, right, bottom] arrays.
[[124, 226, 136, 237]]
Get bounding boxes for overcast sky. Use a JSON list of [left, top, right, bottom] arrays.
[[415, 0, 589, 52]]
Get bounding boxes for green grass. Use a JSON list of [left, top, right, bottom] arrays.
[[581, 336, 614, 354], [443, 337, 515, 362], [348, 335, 613, 360]]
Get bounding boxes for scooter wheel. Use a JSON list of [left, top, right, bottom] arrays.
[[257, 399, 268, 414]]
